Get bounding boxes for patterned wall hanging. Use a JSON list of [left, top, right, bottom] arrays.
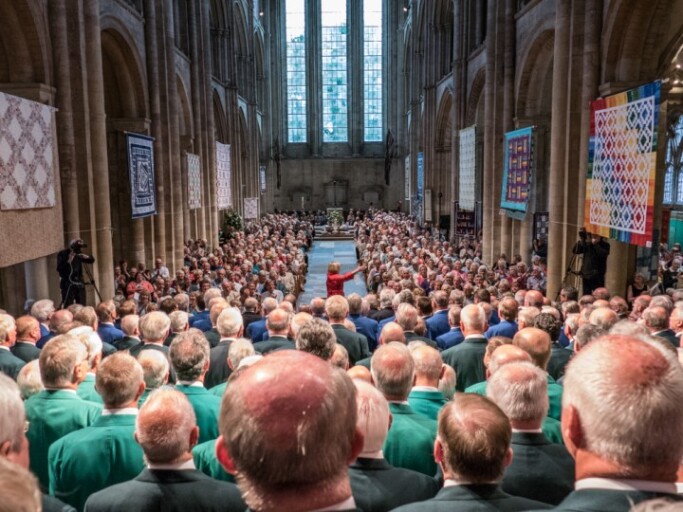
[[216, 141, 232, 210], [500, 126, 534, 215], [585, 81, 661, 246], [126, 132, 157, 219], [459, 126, 477, 211], [244, 197, 259, 219], [187, 153, 201, 210], [0, 92, 56, 210]]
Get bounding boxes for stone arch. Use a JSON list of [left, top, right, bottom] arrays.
[[254, 32, 266, 109], [233, 0, 249, 85], [213, 90, 228, 143], [516, 30, 554, 119], [176, 75, 193, 146], [435, 90, 453, 151], [0, 1, 49, 84], [465, 68, 486, 127]]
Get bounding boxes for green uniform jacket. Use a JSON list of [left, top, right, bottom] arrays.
[[407, 389, 449, 421], [26, 390, 102, 490], [441, 336, 487, 391], [48, 414, 144, 511], [209, 381, 228, 398], [76, 374, 103, 404], [176, 384, 221, 443], [0, 347, 26, 380], [192, 439, 235, 483], [383, 403, 437, 476]]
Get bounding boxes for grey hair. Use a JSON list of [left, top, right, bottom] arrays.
[[216, 307, 243, 338], [121, 314, 140, 336], [0, 374, 25, 452], [169, 330, 210, 382], [461, 304, 487, 332], [0, 457, 42, 512], [395, 303, 418, 331], [379, 288, 396, 308], [354, 380, 390, 453], [169, 311, 189, 333], [30, 299, 55, 322], [70, 326, 103, 369], [17, 361, 43, 400], [39, 334, 87, 388], [487, 362, 548, 423], [331, 343, 349, 369], [173, 293, 190, 312], [0, 314, 15, 343], [438, 364, 457, 400], [137, 350, 170, 390], [139, 312, 171, 342], [295, 318, 336, 361], [228, 338, 256, 369], [371, 343, 415, 400]]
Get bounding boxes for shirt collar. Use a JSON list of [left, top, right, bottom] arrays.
[[358, 450, 384, 460], [311, 496, 356, 512], [412, 386, 439, 392], [44, 388, 78, 394], [102, 408, 139, 416], [512, 427, 543, 434], [177, 381, 204, 387], [147, 459, 196, 471], [0, 346, 9, 351], [575, 478, 677, 494], [444, 478, 475, 487]]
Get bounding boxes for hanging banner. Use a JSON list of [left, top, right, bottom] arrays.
[[415, 152, 424, 223], [404, 155, 411, 200], [459, 125, 477, 211], [585, 81, 660, 247], [187, 153, 201, 210], [259, 165, 267, 194], [500, 127, 533, 215], [244, 197, 259, 219], [424, 189, 432, 222], [126, 132, 157, 219], [216, 141, 232, 210], [0, 91, 57, 210]]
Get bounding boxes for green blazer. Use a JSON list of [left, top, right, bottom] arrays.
[[48, 414, 144, 511], [25, 390, 102, 490], [547, 376, 563, 421], [441, 336, 487, 391], [192, 439, 235, 483], [209, 381, 228, 398], [407, 389, 449, 421], [175, 384, 221, 443], [383, 403, 437, 476], [0, 347, 26, 380], [76, 374, 103, 404]]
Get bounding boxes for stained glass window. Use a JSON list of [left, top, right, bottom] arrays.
[[321, 0, 348, 142], [363, 0, 382, 142], [665, 114, 683, 204], [286, 0, 307, 143]]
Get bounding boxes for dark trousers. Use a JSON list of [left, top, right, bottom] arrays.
[[582, 277, 601, 296], [60, 279, 86, 307]]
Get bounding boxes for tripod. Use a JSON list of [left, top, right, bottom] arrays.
[[556, 251, 583, 301], [83, 263, 103, 303]]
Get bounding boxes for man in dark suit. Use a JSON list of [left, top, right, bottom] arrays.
[[487, 361, 574, 505], [435, 306, 464, 350], [425, 291, 450, 340], [295, 318, 337, 362], [572, 230, 610, 295], [348, 293, 379, 351], [548, 335, 683, 511], [116, 314, 142, 351], [643, 306, 679, 347], [392, 394, 550, 511], [164, 310, 189, 347], [485, 297, 519, 339], [85, 389, 245, 512], [408, 346, 448, 421], [170, 331, 221, 444], [96, 300, 125, 345], [203, 303, 229, 348], [350, 380, 439, 511], [534, 311, 573, 381], [327, 295, 370, 366], [246, 297, 278, 342], [241, 297, 262, 332], [254, 308, 295, 354], [11, 315, 42, 363], [369, 289, 395, 323], [205, 307, 243, 389], [397, 304, 438, 349], [0, 314, 25, 380], [30, 299, 55, 345], [129, 311, 171, 358], [215, 350, 363, 511], [37, 308, 72, 349], [441, 304, 488, 391]]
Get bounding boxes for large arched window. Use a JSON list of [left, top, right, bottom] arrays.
[[284, 0, 384, 146], [664, 113, 683, 205]]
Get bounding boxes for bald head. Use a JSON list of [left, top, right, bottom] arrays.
[[512, 327, 551, 370], [217, 351, 360, 504], [96, 352, 144, 409], [411, 346, 444, 387], [589, 307, 619, 331], [347, 365, 373, 383], [524, 290, 544, 308], [15, 316, 40, 343], [487, 344, 532, 376], [379, 322, 405, 345], [371, 343, 415, 401], [354, 380, 390, 455], [460, 304, 487, 335], [266, 308, 290, 336]]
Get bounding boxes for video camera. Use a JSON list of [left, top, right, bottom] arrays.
[[69, 239, 88, 254], [578, 228, 587, 240]]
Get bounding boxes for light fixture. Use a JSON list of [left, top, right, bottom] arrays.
[[259, 11, 264, 17]]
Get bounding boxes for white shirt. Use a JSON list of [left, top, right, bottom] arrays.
[[0, 345, 9, 351], [177, 381, 204, 388], [512, 428, 543, 434], [411, 386, 439, 392], [312, 496, 356, 512], [575, 478, 677, 494], [358, 450, 384, 460], [102, 408, 138, 416], [148, 459, 196, 471]]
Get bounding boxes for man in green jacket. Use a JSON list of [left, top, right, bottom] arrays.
[[170, 330, 221, 443], [372, 343, 437, 476], [136, 349, 170, 407], [407, 345, 449, 421], [48, 352, 146, 511], [72, 327, 104, 404], [25, 335, 102, 490]]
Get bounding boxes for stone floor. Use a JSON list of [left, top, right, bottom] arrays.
[[298, 240, 367, 306]]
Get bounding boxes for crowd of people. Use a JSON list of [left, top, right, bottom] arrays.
[[2, 209, 683, 511]]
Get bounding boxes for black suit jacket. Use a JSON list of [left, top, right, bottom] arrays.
[[204, 328, 221, 348], [253, 335, 295, 354], [163, 332, 178, 347], [370, 307, 394, 322], [242, 311, 262, 332], [547, 343, 572, 383], [547, 488, 683, 512], [115, 336, 140, 351], [84, 468, 246, 512], [502, 432, 574, 505], [11, 341, 41, 362], [332, 325, 370, 366], [655, 329, 679, 348], [42, 493, 75, 512], [404, 332, 438, 349], [392, 483, 551, 511], [205, 338, 234, 389], [349, 457, 439, 512]]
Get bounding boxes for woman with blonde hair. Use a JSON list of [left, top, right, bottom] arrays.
[[326, 262, 365, 297]]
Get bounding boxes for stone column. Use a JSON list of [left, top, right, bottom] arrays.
[[546, 0, 571, 298], [84, 0, 114, 300], [500, 0, 516, 259], [450, 0, 463, 238], [24, 258, 50, 304], [482, 0, 497, 263]]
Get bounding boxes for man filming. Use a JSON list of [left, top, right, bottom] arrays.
[[572, 228, 610, 295], [57, 238, 95, 307]]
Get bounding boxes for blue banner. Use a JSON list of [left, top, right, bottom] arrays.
[[415, 152, 425, 222], [126, 133, 157, 219]]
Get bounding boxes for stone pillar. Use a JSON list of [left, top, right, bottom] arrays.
[[201, 0, 218, 241], [482, 0, 497, 263], [84, 0, 114, 300], [500, 0, 516, 259], [450, 0, 463, 238], [546, 0, 571, 298], [24, 258, 50, 304]]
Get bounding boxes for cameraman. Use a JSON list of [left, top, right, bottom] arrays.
[[572, 229, 610, 296], [56, 239, 95, 307]]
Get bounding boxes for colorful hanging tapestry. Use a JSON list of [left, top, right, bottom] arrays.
[[585, 81, 660, 246], [500, 127, 533, 213], [126, 133, 157, 219], [415, 152, 424, 223], [0, 92, 57, 210], [187, 153, 201, 210], [244, 197, 259, 219], [459, 126, 477, 211], [216, 141, 232, 210]]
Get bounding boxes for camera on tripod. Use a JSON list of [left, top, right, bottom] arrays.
[[70, 239, 88, 254], [578, 228, 587, 240]]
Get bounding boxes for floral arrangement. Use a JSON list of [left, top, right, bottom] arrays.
[[222, 210, 243, 239], [328, 209, 344, 226]]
